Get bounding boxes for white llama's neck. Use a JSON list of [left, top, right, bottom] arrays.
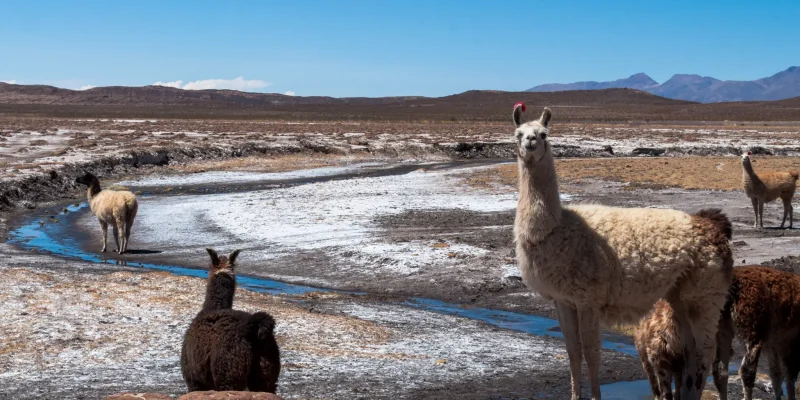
[[516, 154, 562, 242]]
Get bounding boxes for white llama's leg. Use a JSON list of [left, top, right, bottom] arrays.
[[112, 223, 121, 253], [114, 216, 126, 253], [751, 198, 759, 228], [99, 219, 108, 252], [578, 307, 601, 400], [556, 301, 583, 400], [124, 220, 133, 253]]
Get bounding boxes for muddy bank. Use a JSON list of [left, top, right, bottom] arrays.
[[5, 117, 800, 217]]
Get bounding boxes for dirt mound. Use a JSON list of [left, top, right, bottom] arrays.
[[760, 255, 800, 274]]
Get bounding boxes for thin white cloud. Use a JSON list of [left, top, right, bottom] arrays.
[[79, 85, 96, 90], [1, 80, 17, 84], [153, 80, 184, 89], [183, 77, 270, 91], [284, 90, 296, 96], [152, 77, 270, 92]]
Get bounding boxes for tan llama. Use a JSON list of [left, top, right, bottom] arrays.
[[741, 152, 798, 229], [75, 172, 138, 254]]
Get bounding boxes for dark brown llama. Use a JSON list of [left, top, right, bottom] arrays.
[[180, 248, 281, 393], [713, 265, 800, 400]]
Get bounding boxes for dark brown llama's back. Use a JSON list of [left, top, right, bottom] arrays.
[[181, 309, 281, 392]]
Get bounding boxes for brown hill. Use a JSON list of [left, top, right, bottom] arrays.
[[1, 83, 799, 122]]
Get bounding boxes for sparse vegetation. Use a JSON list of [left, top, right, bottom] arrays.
[[463, 156, 800, 191]]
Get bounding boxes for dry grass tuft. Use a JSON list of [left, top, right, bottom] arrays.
[[463, 157, 800, 191]]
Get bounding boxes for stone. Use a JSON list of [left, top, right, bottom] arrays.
[[105, 393, 173, 400], [178, 392, 284, 400], [631, 147, 666, 156]]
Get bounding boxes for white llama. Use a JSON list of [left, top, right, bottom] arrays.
[[512, 104, 732, 400]]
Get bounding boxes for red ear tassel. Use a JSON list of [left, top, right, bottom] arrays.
[[747, 151, 753, 155], [514, 102, 526, 112]]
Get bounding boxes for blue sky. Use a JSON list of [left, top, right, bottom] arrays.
[[1, 0, 798, 97]]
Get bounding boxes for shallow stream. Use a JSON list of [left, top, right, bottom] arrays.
[[8, 162, 693, 399]]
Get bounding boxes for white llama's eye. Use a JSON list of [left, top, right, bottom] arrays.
[[516, 131, 523, 138], [540, 132, 548, 140]]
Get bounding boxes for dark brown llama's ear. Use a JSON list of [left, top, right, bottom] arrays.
[[206, 248, 220, 267], [228, 249, 242, 267]]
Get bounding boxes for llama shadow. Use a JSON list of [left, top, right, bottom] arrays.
[[761, 227, 800, 233], [123, 249, 163, 255]]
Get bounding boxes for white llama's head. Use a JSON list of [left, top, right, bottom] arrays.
[[741, 151, 753, 164], [513, 103, 552, 163]]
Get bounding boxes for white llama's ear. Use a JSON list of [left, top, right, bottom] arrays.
[[513, 102, 526, 127], [539, 107, 552, 127]]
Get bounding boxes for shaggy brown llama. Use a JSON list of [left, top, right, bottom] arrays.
[[180, 249, 281, 393], [713, 266, 800, 400], [635, 299, 686, 400]]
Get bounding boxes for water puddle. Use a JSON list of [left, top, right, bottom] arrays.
[[9, 201, 657, 398]]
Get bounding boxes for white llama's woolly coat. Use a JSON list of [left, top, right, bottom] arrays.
[[89, 190, 138, 227], [516, 204, 725, 323]]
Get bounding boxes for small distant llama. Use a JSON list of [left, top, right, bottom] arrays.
[[741, 151, 798, 229]]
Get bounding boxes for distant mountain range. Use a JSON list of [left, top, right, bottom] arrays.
[[527, 66, 800, 103], [2, 80, 800, 122]]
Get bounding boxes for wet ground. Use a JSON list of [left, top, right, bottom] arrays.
[[4, 158, 794, 399]]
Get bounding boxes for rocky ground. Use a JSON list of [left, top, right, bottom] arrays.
[[3, 118, 799, 399], [0, 242, 641, 400], [4, 116, 800, 210]]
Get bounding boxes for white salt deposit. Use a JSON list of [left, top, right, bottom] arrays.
[[96, 164, 528, 276], [115, 162, 390, 187]]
